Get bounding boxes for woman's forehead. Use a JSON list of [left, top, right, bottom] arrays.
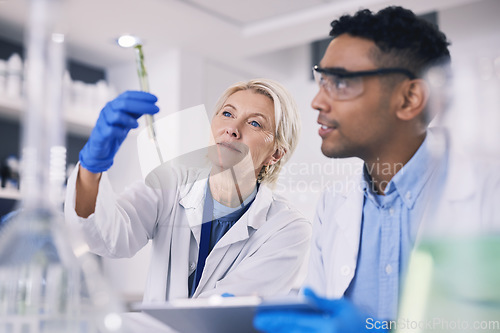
[[225, 90, 275, 119]]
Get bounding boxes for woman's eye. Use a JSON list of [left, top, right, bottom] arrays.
[[249, 120, 262, 128], [222, 111, 232, 117]]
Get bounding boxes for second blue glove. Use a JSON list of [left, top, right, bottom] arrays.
[[254, 287, 387, 333], [79, 90, 159, 173]]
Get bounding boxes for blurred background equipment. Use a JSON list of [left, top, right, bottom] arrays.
[[397, 52, 500, 333], [0, 0, 124, 332]]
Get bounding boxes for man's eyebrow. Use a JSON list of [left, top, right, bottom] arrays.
[[319, 65, 349, 73]]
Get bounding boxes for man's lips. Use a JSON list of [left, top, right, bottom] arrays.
[[317, 121, 337, 138]]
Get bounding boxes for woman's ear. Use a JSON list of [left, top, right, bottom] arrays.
[[396, 79, 429, 121], [266, 147, 286, 166]]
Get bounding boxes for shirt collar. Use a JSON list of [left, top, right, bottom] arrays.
[[363, 133, 437, 209], [393, 134, 438, 209], [213, 184, 258, 219]]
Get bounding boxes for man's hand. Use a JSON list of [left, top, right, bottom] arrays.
[[254, 287, 387, 333]]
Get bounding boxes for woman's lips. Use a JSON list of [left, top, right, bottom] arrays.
[[218, 141, 242, 152]]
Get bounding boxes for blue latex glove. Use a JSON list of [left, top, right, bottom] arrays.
[[79, 91, 159, 173], [254, 287, 388, 333]]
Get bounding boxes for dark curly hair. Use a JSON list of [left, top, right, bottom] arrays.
[[330, 6, 451, 77]]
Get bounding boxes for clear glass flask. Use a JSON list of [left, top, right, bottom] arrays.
[[0, 0, 124, 332], [396, 52, 500, 333]]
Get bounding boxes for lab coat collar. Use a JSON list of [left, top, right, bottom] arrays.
[[332, 174, 364, 295], [425, 127, 476, 202], [179, 170, 272, 225], [246, 184, 273, 229], [336, 172, 365, 233], [178, 168, 211, 213], [193, 185, 274, 295], [178, 168, 273, 247], [178, 168, 210, 247], [208, 184, 273, 249], [442, 141, 476, 202]]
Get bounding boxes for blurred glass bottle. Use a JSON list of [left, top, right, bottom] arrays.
[[0, 0, 124, 332], [0, 59, 7, 96], [397, 53, 500, 333], [6, 53, 23, 100]]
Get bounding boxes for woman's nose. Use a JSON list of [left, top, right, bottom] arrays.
[[225, 126, 240, 138]]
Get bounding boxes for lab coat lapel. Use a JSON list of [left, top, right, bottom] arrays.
[[442, 148, 475, 202], [246, 185, 273, 229], [178, 169, 210, 246], [336, 175, 364, 244], [413, 127, 486, 244], [194, 185, 273, 294], [415, 147, 478, 241], [194, 206, 252, 295], [333, 176, 364, 296], [205, 185, 272, 250]]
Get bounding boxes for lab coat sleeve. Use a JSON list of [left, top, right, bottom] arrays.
[[303, 189, 328, 295], [198, 215, 312, 298], [64, 163, 164, 258]]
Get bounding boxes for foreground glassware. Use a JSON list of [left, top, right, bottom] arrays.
[[396, 54, 500, 333], [0, 0, 124, 332]]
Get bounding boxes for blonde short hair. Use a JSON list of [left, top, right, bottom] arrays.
[[212, 78, 301, 185]]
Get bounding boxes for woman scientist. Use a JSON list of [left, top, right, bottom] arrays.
[[64, 79, 312, 302]]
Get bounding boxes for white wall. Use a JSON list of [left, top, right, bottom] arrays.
[[101, 0, 500, 303], [440, 0, 500, 57]]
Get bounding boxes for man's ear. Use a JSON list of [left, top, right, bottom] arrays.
[[396, 79, 429, 121], [266, 147, 286, 166]]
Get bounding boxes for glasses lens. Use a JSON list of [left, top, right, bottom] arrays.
[[312, 68, 364, 100]]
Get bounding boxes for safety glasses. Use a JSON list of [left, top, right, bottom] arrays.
[[312, 65, 417, 100]]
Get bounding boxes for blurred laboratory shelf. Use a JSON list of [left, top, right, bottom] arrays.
[[0, 188, 20, 200], [64, 110, 95, 137], [0, 96, 23, 121], [0, 95, 94, 137]]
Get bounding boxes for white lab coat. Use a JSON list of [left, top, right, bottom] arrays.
[[64, 164, 312, 302], [305, 132, 500, 299]]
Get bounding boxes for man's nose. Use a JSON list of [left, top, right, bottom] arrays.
[[311, 89, 329, 113]]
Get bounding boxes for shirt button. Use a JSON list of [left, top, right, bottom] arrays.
[[385, 264, 393, 275], [389, 208, 395, 216], [340, 265, 351, 276], [190, 262, 196, 270], [405, 191, 412, 200]]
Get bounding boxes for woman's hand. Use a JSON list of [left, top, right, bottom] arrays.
[[79, 90, 159, 173]]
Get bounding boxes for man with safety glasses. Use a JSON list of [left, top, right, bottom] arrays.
[[255, 6, 451, 332]]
